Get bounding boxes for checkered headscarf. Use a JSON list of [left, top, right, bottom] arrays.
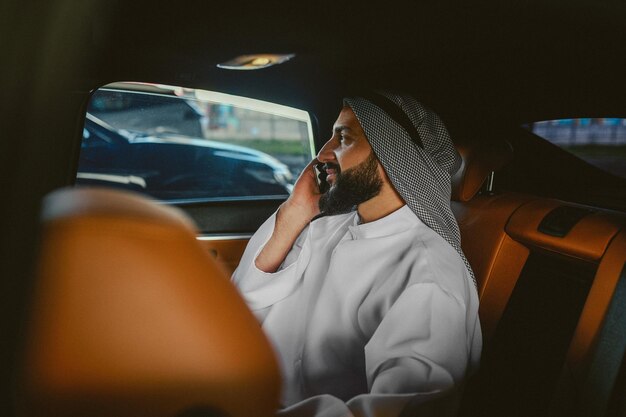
[[344, 92, 476, 288]]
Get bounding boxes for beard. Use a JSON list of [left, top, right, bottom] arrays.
[[318, 152, 383, 216]]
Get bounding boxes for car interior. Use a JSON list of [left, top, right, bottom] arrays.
[[3, 1, 626, 416]]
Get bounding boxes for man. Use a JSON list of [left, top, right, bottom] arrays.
[[232, 92, 481, 417]]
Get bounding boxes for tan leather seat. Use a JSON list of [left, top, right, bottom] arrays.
[[451, 141, 534, 342], [452, 141, 626, 416], [451, 141, 513, 203], [21, 187, 280, 417]]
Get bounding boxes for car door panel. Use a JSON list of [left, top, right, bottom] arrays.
[[177, 199, 281, 234], [197, 238, 251, 276], [180, 200, 282, 276]]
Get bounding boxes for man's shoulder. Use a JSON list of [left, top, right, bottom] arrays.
[[380, 219, 469, 295]]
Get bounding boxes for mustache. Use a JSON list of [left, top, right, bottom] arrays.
[[315, 162, 341, 186], [323, 162, 340, 173]]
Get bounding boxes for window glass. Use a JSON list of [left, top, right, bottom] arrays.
[[77, 82, 316, 202], [526, 118, 626, 179]]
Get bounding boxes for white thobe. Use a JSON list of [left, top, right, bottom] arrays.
[[232, 205, 482, 417]]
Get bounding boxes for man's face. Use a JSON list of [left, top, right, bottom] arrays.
[[317, 107, 373, 185], [316, 107, 383, 214]]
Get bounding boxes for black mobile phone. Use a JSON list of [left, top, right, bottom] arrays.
[[314, 163, 330, 193]]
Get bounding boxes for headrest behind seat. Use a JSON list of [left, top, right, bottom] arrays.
[[22, 187, 280, 417], [451, 141, 514, 202]]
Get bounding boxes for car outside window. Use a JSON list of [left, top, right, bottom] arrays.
[[526, 118, 626, 179], [76, 82, 316, 202]]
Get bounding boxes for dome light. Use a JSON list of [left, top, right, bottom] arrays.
[[217, 54, 295, 70]]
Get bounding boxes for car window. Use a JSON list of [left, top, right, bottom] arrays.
[[526, 118, 626, 179], [76, 82, 316, 203]]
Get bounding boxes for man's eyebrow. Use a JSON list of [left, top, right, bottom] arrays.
[[333, 125, 353, 133]]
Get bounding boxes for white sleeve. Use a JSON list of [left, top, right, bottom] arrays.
[[231, 212, 308, 313], [276, 394, 416, 417], [277, 392, 449, 417]]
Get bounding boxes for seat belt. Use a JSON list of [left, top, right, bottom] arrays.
[[579, 263, 626, 417]]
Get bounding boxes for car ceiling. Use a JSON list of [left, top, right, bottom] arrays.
[[14, 1, 626, 122], [9, 0, 626, 126]]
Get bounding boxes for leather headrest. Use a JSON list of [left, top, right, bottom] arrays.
[[451, 141, 513, 202], [40, 186, 197, 230], [22, 187, 280, 417]]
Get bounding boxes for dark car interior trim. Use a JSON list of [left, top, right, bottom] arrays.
[[538, 205, 596, 238], [196, 235, 253, 241], [178, 199, 283, 234]]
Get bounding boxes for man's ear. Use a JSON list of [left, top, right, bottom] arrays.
[[376, 159, 392, 185], [376, 158, 405, 202]]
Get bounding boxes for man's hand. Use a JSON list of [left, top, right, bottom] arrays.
[[255, 159, 324, 273], [282, 158, 323, 223]]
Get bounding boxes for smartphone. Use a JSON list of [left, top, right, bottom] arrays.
[[314, 163, 330, 193]]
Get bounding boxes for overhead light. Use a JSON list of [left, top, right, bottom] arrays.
[[217, 54, 295, 70]]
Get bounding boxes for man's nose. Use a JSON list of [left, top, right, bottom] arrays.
[[316, 139, 337, 163]]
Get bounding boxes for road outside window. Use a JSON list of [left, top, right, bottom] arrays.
[[527, 118, 626, 179]]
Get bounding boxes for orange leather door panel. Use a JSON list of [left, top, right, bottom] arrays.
[[506, 199, 623, 262], [197, 237, 250, 276]]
